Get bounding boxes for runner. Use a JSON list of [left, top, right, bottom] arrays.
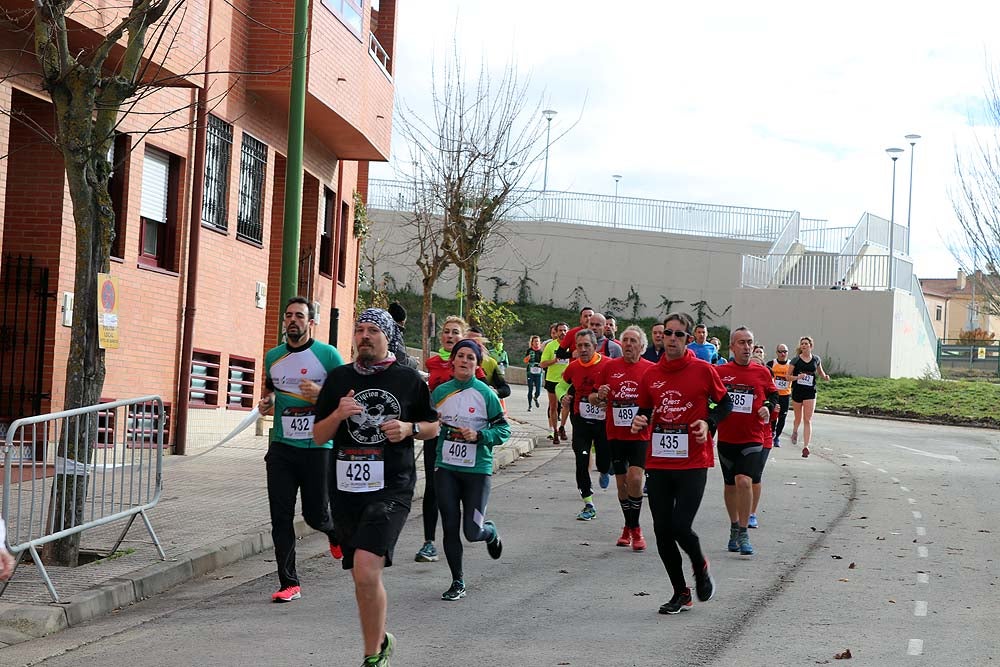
[[749, 398, 779, 529], [313, 308, 440, 667], [557, 307, 596, 359], [540, 322, 570, 444], [419, 316, 484, 564], [642, 323, 665, 362], [588, 312, 623, 358], [789, 336, 830, 458], [466, 327, 511, 399], [431, 339, 510, 601], [633, 312, 732, 614], [594, 325, 654, 550], [604, 316, 620, 346], [766, 344, 793, 447], [260, 297, 344, 603], [716, 327, 777, 555], [686, 324, 716, 362], [523, 335, 544, 411], [561, 329, 610, 520]]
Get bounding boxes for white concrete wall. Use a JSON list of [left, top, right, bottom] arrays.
[[890, 289, 940, 378], [368, 210, 771, 324]]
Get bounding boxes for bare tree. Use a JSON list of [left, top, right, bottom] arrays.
[[396, 45, 572, 322], [951, 73, 1000, 319]]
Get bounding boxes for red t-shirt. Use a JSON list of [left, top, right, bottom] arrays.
[[598, 356, 654, 441], [636, 349, 728, 470], [562, 354, 606, 419], [716, 361, 777, 447], [426, 353, 486, 392]]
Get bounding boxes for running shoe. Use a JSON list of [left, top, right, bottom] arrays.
[[801, 446, 810, 458], [659, 588, 693, 615], [484, 520, 503, 559], [599, 471, 611, 489], [748, 513, 758, 529], [694, 560, 715, 602], [552, 430, 560, 445], [616, 526, 632, 547], [441, 579, 467, 601], [271, 585, 301, 602], [330, 542, 343, 560], [773, 436, 780, 447], [527, 403, 532, 412], [738, 531, 754, 555], [361, 632, 395, 665], [790, 431, 798, 445], [559, 426, 568, 440], [535, 398, 541, 408], [577, 504, 597, 521], [728, 526, 739, 552], [630, 526, 647, 552], [415, 541, 439, 562]]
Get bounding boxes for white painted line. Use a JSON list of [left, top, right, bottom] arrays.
[[900, 486, 910, 492], [916, 526, 926, 536], [917, 573, 929, 584], [917, 546, 928, 558], [861, 460, 873, 466], [891, 444, 960, 462], [891, 477, 900, 483], [914, 600, 927, 616], [822, 446, 832, 451], [843, 453, 853, 458], [877, 468, 888, 473], [912, 511, 922, 519], [908, 639, 924, 655], [908, 498, 917, 504]]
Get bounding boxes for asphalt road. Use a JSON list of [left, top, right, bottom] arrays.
[[2, 413, 997, 667]]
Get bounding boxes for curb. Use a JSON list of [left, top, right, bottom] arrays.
[[0, 434, 542, 644], [816, 408, 1000, 431]]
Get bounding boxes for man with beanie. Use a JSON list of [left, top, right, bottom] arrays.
[[314, 308, 440, 667], [387, 302, 418, 369]]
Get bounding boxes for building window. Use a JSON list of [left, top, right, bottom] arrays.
[[108, 134, 131, 259], [190, 350, 221, 406], [320, 187, 335, 276], [203, 115, 233, 232], [237, 133, 267, 245], [337, 200, 350, 285], [321, 0, 364, 37], [139, 146, 178, 269], [227, 356, 256, 409], [126, 402, 172, 448], [95, 399, 117, 449], [935, 305, 942, 322]]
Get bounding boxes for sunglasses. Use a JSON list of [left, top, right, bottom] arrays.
[[777, 349, 789, 353], [664, 329, 690, 338]]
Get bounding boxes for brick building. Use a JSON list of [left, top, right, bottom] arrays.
[[0, 0, 397, 452]]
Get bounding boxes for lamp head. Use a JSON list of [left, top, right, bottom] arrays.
[[542, 109, 558, 121], [886, 147, 904, 161]]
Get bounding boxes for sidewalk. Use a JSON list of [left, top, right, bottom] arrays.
[[0, 392, 550, 646]]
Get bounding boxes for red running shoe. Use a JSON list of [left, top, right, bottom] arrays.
[[271, 585, 301, 603], [631, 526, 647, 552], [329, 543, 343, 560], [801, 446, 810, 458], [616, 526, 632, 547]]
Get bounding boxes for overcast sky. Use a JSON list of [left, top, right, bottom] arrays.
[[369, 1, 1000, 279]]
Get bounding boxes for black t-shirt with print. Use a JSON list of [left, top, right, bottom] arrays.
[[315, 362, 438, 506]]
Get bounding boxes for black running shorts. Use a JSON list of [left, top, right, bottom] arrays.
[[716, 442, 765, 486], [333, 494, 411, 570], [609, 439, 647, 474]]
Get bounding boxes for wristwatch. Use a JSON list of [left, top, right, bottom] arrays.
[[411, 422, 420, 436]]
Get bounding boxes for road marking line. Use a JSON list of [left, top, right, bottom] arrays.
[[891, 444, 960, 462], [891, 477, 900, 483], [908, 498, 916, 504], [916, 526, 926, 536], [907, 639, 924, 655], [861, 460, 872, 466], [877, 468, 888, 473], [917, 546, 928, 558], [843, 453, 853, 458], [914, 600, 927, 616], [917, 573, 929, 584], [912, 511, 922, 519], [900, 486, 910, 492]]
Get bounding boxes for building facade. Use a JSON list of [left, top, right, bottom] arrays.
[[921, 271, 1000, 341], [0, 0, 397, 452]]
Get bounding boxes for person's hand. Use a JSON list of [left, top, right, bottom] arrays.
[[299, 379, 321, 402], [630, 414, 648, 434], [258, 395, 274, 416], [334, 390, 364, 421], [597, 384, 611, 401], [381, 420, 411, 443], [757, 406, 770, 422], [0, 550, 14, 581], [690, 420, 709, 444], [560, 394, 571, 408], [453, 426, 477, 441]]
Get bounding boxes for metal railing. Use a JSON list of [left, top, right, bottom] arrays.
[[912, 273, 939, 350], [368, 179, 793, 241], [799, 225, 855, 253], [1, 396, 166, 602], [369, 32, 391, 76], [741, 211, 801, 288]]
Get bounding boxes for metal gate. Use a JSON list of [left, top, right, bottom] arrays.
[[0, 254, 53, 425]]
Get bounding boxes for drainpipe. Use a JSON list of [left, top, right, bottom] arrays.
[[174, 0, 214, 456]]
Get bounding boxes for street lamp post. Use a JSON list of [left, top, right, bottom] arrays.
[[886, 147, 905, 290], [542, 109, 557, 191], [612, 174, 622, 226], [904, 134, 921, 256]]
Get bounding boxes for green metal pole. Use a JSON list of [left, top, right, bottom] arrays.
[[279, 0, 310, 323]]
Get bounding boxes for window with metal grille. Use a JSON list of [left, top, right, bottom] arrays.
[[203, 115, 233, 231], [935, 305, 943, 321], [126, 402, 171, 448], [236, 133, 267, 244], [337, 199, 350, 284], [94, 398, 117, 449], [227, 356, 255, 409], [190, 350, 221, 406], [320, 187, 335, 276]]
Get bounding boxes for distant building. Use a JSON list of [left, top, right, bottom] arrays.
[[0, 0, 398, 452], [921, 270, 1000, 341]]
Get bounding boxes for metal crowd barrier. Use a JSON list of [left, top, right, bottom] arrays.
[[1, 396, 166, 602]]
